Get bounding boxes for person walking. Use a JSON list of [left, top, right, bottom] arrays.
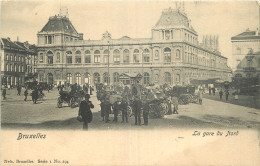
[[142, 100, 150, 125], [24, 89, 28, 101], [172, 96, 179, 114], [17, 85, 21, 95], [31, 88, 38, 104], [132, 96, 142, 125], [166, 96, 173, 115], [219, 89, 223, 100], [100, 99, 105, 121], [2, 87, 6, 100], [225, 90, 229, 101], [112, 97, 122, 122], [212, 87, 216, 95], [78, 94, 94, 130], [198, 88, 203, 105], [121, 97, 128, 123], [104, 97, 112, 123]]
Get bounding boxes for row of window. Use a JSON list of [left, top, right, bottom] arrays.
[[39, 48, 182, 64], [5, 54, 25, 62], [5, 64, 24, 72], [41, 72, 181, 85]]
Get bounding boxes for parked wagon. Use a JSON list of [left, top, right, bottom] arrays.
[[57, 90, 85, 108]]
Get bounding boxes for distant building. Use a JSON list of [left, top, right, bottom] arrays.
[[231, 28, 260, 78], [36, 5, 231, 86], [0, 38, 37, 87]]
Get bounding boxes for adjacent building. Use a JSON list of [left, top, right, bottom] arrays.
[[1, 38, 37, 87], [231, 28, 260, 78], [36, 6, 231, 86]]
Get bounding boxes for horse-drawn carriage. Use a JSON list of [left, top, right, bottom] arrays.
[[57, 90, 85, 108]]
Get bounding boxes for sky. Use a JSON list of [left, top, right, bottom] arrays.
[[1, 0, 259, 66]]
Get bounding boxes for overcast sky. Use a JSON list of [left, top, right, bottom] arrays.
[[1, 1, 259, 66]]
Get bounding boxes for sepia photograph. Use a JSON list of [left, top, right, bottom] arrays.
[[1, 0, 260, 165]]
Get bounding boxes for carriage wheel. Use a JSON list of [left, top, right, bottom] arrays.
[[70, 97, 76, 108], [127, 106, 133, 117], [57, 97, 62, 108]]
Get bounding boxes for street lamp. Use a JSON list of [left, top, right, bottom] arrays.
[[107, 41, 110, 86]]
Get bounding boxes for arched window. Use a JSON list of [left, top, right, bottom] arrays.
[[154, 74, 159, 83], [164, 48, 171, 63], [47, 73, 53, 84], [67, 73, 72, 84], [143, 49, 150, 63], [5, 54, 9, 60], [10, 55, 13, 61], [165, 72, 171, 84], [84, 73, 91, 84], [113, 49, 120, 63], [6, 64, 9, 71], [39, 53, 43, 63], [175, 74, 180, 83], [154, 50, 159, 60], [14, 55, 17, 61], [103, 72, 110, 84], [113, 72, 120, 83], [66, 51, 72, 64], [94, 72, 100, 83], [56, 52, 60, 63], [103, 50, 109, 64], [75, 50, 81, 63], [133, 49, 140, 63], [123, 49, 130, 64], [143, 72, 150, 85], [176, 49, 180, 59], [94, 50, 100, 63], [10, 64, 13, 72], [76, 73, 81, 85], [47, 51, 53, 64], [85, 50, 91, 63]]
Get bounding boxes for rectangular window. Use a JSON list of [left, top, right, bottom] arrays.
[[48, 36, 52, 44], [75, 56, 81, 63], [67, 56, 72, 64], [94, 55, 100, 63], [85, 56, 91, 63]]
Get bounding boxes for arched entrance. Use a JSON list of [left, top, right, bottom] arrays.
[[47, 73, 54, 84], [84, 73, 91, 84]]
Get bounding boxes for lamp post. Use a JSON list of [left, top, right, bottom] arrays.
[[107, 41, 110, 86], [142, 50, 144, 86]]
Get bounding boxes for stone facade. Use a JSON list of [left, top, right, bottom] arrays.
[[1, 38, 37, 87], [36, 7, 231, 86], [231, 29, 260, 78]]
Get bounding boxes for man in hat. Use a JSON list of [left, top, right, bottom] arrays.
[[132, 96, 142, 125], [78, 94, 94, 130], [104, 96, 112, 123], [121, 97, 128, 123], [112, 97, 122, 122], [198, 88, 203, 105], [142, 100, 150, 125]]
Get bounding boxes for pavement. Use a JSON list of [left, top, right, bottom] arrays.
[[1, 88, 260, 131]]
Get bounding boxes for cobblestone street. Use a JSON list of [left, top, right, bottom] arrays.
[[1, 89, 260, 131]]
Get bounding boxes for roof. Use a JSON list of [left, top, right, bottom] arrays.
[[1, 38, 24, 50], [153, 8, 197, 34], [40, 16, 78, 35], [231, 30, 260, 40]]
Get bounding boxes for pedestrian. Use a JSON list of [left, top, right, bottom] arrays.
[[172, 96, 179, 114], [132, 96, 142, 125], [104, 97, 112, 123], [2, 87, 6, 100], [219, 89, 223, 100], [112, 97, 122, 122], [121, 97, 128, 123], [17, 85, 21, 95], [78, 94, 94, 130], [166, 96, 173, 115], [212, 87, 216, 95], [209, 87, 211, 95], [90, 86, 93, 95], [142, 100, 150, 125], [31, 88, 38, 104], [100, 99, 105, 121], [24, 89, 28, 101], [198, 88, 203, 105], [225, 90, 229, 101]]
